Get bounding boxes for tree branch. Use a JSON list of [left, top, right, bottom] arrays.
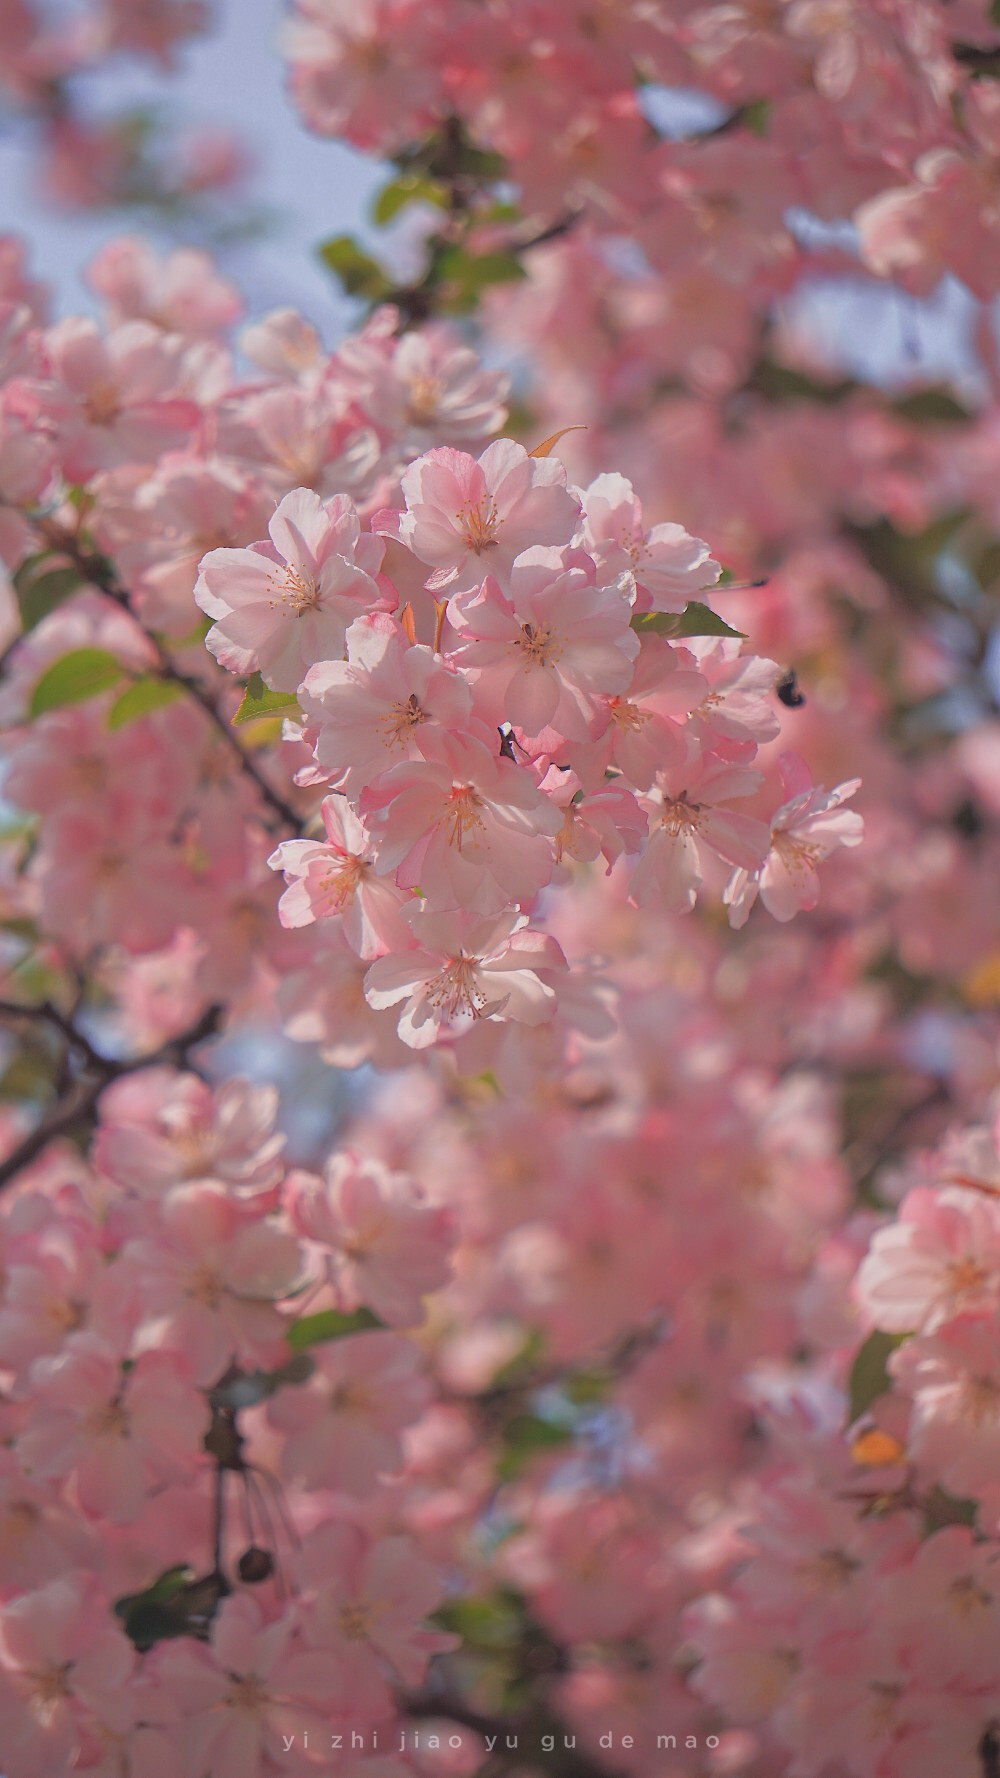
[[0, 1000, 224, 1191], [401, 1691, 613, 1778], [34, 524, 301, 833], [0, 996, 112, 1074]]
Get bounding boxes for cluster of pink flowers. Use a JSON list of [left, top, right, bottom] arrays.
[[283, 0, 1000, 318], [0, 1067, 455, 1778], [680, 1104, 1000, 1778], [5, 0, 1000, 1772], [0, 1, 242, 212], [196, 449, 859, 1056]]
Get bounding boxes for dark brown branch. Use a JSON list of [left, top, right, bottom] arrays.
[[34, 525, 301, 833], [0, 1000, 223, 1191], [0, 1076, 105, 1191], [402, 1692, 613, 1778], [0, 996, 110, 1074], [512, 210, 582, 255]]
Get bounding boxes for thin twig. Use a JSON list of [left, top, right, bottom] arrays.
[[33, 525, 301, 832], [0, 1000, 223, 1191], [0, 997, 110, 1074]]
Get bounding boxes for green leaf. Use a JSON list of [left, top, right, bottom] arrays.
[[373, 173, 447, 224], [741, 99, 771, 136], [632, 601, 746, 640], [107, 676, 184, 730], [488, 1328, 546, 1391], [923, 1485, 978, 1532], [977, 538, 1000, 590], [847, 509, 970, 609], [13, 558, 82, 632], [892, 388, 970, 425], [114, 1566, 194, 1651], [847, 1329, 908, 1423], [434, 1590, 526, 1649], [232, 671, 300, 726], [0, 1050, 57, 1102], [119, 1564, 192, 1611], [746, 357, 857, 407], [397, 125, 507, 184], [496, 1413, 573, 1481], [29, 648, 123, 718], [435, 247, 527, 313], [443, 139, 506, 181], [115, 1565, 230, 1652], [0, 916, 38, 941], [287, 1307, 384, 1353], [170, 612, 212, 648], [317, 234, 392, 301], [563, 1366, 611, 1406]]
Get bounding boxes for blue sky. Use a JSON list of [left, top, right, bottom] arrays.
[[0, 2, 985, 391], [0, 0, 387, 337]]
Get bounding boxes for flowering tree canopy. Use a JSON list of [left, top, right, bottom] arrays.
[[2, 4, 1000, 1777]]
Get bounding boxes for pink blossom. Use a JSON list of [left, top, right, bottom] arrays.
[[85, 237, 242, 340], [195, 487, 392, 692], [0, 1577, 135, 1778], [156, 1592, 344, 1777], [278, 925, 408, 1071], [240, 306, 323, 379], [121, 1183, 303, 1385], [31, 803, 196, 956], [684, 1592, 800, 1728], [890, 1312, 1000, 1499], [41, 317, 199, 480], [882, 1526, 1000, 1688], [375, 439, 580, 592], [544, 769, 648, 871], [857, 150, 1000, 301], [360, 726, 562, 912], [364, 907, 567, 1048], [732, 1475, 919, 1649], [0, 1449, 96, 1591], [500, 1493, 664, 1643], [856, 1185, 1000, 1335], [0, 1216, 125, 1379], [216, 375, 380, 502], [16, 1336, 208, 1522], [269, 794, 412, 957], [577, 472, 720, 613], [629, 750, 769, 913], [300, 1519, 453, 1695], [268, 1328, 430, 1492], [98, 0, 211, 68], [0, 236, 49, 322], [109, 452, 272, 634], [299, 612, 472, 794], [572, 634, 707, 790], [724, 756, 863, 929], [336, 314, 509, 455], [448, 546, 639, 741], [289, 1152, 452, 1325], [283, 0, 444, 154], [94, 1069, 285, 1203], [686, 635, 783, 757]]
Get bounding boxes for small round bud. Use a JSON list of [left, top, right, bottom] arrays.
[[238, 1545, 275, 1584]]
